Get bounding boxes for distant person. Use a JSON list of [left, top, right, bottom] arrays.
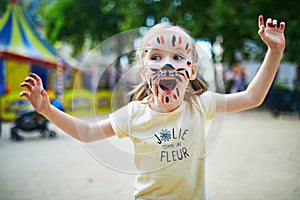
[[20, 15, 286, 200], [226, 62, 249, 93]]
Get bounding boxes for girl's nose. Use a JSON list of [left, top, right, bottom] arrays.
[[161, 64, 175, 71]]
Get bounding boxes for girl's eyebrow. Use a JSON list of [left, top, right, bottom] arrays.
[[148, 47, 186, 53], [149, 48, 160, 51], [174, 47, 186, 52], [147, 48, 161, 54]]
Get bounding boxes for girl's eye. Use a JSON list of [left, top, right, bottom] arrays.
[[174, 55, 183, 60], [151, 55, 161, 60]]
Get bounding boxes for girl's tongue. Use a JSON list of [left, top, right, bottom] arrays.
[[159, 79, 177, 93]]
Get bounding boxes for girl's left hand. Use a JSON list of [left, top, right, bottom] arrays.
[[258, 15, 286, 52]]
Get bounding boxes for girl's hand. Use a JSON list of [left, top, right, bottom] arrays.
[[20, 73, 51, 115], [258, 15, 286, 52]]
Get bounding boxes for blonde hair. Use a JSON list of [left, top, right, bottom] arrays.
[[130, 22, 208, 102]]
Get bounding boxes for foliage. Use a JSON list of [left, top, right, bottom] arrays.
[[0, 0, 10, 17], [0, 0, 299, 64], [38, 0, 122, 55]]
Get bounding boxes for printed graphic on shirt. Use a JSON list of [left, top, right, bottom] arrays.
[[154, 128, 191, 163]]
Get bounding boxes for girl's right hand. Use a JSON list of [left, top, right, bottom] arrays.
[[20, 73, 51, 115]]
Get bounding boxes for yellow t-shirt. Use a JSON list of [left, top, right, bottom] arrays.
[[109, 91, 216, 200]]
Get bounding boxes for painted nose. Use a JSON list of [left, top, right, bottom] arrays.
[[161, 64, 175, 71]]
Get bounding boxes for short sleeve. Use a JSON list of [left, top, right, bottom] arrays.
[[193, 91, 216, 120], [109, 104, 131, 139]]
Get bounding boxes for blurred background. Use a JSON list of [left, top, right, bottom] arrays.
[[0, 0, 299, 121], [0, 0, 299, 200]]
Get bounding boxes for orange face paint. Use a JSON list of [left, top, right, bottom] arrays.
[[186, 48, 191, 55], [173, 94, 178, 100], [161, 95, 165, 104], [160, 35, 165, 44], [178, 36, 182, 45]]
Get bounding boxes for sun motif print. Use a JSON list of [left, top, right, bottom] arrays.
[[143, 31, 196, 105], [157, 128, 172, 142]]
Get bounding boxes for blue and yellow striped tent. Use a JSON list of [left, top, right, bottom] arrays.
[[0, 0, 59, 68], [0, 0, 70, 120]]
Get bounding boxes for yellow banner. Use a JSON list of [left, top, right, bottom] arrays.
[[6, 59, 30, 93]]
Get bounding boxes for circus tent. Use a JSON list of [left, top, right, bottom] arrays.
[[0, 0, 72, 120]]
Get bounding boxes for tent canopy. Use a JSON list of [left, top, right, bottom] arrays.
[[0, 0, 67, 69]]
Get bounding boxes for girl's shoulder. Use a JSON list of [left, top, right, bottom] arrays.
[[118, 98, 150, 117], [190, 91, 216, 120], [191, 91, 215, 104]]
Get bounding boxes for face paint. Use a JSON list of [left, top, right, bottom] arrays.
[[147, 62, 192, 104], [142, 30, 195, 105]]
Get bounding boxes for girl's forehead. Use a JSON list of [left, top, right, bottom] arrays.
[[144, 30, 192, 54]]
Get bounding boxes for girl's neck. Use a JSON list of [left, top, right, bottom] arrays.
[[148, 99, 183, 113]]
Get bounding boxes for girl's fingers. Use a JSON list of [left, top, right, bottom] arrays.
[[258, 15, 264, 28], [19, 91, 29, 98], [24, 76, 36, 86], [258, 16, 265, 35], [279, 22, 286, 30], [266, 18, 273, 27], [258, 15, 285, 31], [30, 73, 42, 86], [41, 89, 47, 97], [272, 19, 277, 28], [20, 82, 33, 91]]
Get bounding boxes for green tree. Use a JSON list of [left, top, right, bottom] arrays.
[[0, 0, 10, 17], [252, 0, 299, 63], [1, 0, 299, 64], [39, 0, 123, 55]]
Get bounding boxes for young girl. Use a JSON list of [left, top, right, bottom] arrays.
[[20, 15, 285, 200]]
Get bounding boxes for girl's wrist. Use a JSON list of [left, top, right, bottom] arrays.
[[267, 47, 284, 55], [39, 104, 52, 117], [267, 41, 285, 53]]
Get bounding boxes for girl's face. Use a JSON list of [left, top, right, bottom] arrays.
[[141, 30, 197, 107]]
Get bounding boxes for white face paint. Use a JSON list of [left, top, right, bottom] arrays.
[[142, 31, 196, 105]]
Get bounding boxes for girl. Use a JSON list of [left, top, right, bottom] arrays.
[[20, 15, 285, 200]]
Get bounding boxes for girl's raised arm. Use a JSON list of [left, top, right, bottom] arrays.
[[20, 73, 115, 142], [215, 15, 286, 113]]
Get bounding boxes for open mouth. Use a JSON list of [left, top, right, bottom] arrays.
[[159, 79, 177, 92]]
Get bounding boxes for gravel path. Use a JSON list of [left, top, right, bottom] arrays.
[[0, 111, 299, 200]]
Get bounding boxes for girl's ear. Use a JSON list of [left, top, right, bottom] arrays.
[[189, 63, 198, 80]]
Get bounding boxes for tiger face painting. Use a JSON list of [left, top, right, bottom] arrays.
[[140, 29, 197, 106]]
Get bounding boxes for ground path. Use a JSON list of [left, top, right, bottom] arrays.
[[0, 110, 299, 200]]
